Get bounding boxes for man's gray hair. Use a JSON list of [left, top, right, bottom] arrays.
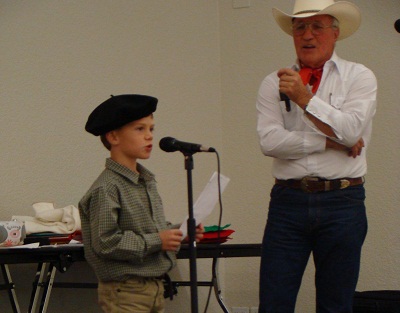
[[331, 17, 340, 29]]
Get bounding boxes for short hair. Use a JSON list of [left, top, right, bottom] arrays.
[[291, 15, 340, 29], [100, 134, 111, 151], [331, 17, 339, 30]]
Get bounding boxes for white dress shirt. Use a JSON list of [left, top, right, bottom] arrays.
[[256, 52, 377, 180]]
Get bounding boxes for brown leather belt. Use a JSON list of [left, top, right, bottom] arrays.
[[275, 176, 364, 193]]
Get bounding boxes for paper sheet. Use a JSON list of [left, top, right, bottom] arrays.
[[179, 171, 230, 239], [0, 242, 40, 249]]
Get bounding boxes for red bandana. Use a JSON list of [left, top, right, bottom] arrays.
[[299, 67, 323, 94]]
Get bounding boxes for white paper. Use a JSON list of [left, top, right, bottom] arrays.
[[0, 242, 41, 249], [180, 171, 230, 239]]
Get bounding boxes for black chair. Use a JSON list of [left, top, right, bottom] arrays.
[[354, 290, 400, 313]]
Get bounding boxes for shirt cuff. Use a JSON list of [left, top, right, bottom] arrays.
[[304, 96, 341, 140], [143, 233, 163, 254]]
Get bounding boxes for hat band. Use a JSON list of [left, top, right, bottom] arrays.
[[293, 10, 320, 16]]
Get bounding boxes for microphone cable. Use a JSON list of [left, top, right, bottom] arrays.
[[202, 149, 225, 313]]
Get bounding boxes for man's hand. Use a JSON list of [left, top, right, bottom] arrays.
[[277, 68, 312, 109], [159, 229, 183, 251], [347, 138, 364, 158], [326, 138, 364, 158], [278, 68, 337, 137]]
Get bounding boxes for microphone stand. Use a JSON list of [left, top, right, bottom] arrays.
[[183, 152, 199, 313]]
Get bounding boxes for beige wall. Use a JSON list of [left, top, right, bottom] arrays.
[[1, 1, 399, 312]]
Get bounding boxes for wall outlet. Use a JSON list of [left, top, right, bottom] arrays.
[[232, 307, 250, 313], [250, 307, 259, 313]]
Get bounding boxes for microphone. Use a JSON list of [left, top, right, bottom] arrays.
[[280, 92, 291, 112], [395, 19, 400, 33], [159, 137, 216, 153]]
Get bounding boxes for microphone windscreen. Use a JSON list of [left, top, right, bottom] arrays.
[[395, 19, 400, 33], [159, 137, 177, 152]]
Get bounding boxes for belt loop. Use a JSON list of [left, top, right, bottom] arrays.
[[324, 181, 330, 191], [300, 177, 310, 193]]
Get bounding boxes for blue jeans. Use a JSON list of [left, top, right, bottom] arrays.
[[259, 184, 367, 313]]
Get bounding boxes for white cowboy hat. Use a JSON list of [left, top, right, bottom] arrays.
[[272, 0, 361, 40]]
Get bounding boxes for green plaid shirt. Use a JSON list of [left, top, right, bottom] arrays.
[[79, 158, 176, 282]]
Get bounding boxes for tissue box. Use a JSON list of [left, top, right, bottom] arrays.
[[0, 220, 26, 247]]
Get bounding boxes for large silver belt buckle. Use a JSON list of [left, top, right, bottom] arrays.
[[300, 177, 319, 193]]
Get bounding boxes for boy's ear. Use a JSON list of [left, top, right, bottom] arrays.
[[105, 130, 119, 145]]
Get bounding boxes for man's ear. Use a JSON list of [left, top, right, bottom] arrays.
[[334, 28, 340, 41]]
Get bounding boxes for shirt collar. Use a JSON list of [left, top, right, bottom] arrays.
[[295, 51, 342, 75], [105, 158, 155, 184], [323, 51, 345, 77]]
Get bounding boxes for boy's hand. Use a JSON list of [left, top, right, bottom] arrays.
[[183, 223, 205, 243], [159, 229, 183, 251], [195, 223, 204, 242]]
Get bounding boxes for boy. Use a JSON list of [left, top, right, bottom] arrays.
[[79, 94, 203, 313]]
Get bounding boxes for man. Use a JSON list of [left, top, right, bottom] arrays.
[[256, 1, 377, 312]]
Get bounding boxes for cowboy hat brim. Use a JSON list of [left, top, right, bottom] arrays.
[[272, 1, 361, 40]]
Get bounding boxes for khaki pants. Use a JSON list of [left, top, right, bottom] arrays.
[[98, 277, 165, 313]]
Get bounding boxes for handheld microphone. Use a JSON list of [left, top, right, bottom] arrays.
[[279, 64, 300, 112], [280, 92, 291, 112], [159, 137, 216, 153], [395, 19, 400, 33]]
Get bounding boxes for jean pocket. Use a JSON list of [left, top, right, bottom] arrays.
[[270, 184, 288, 200], [338, 185, 366, 204]]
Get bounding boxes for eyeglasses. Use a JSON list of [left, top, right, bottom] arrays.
[[292, 22, 334, 36]]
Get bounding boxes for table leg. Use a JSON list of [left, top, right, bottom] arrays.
[[29, 263, 47, 313], [38, 264, 56, 313], [0, 264, 21, 313]]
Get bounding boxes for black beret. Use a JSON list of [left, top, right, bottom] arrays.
[[85, 94, 158, 136]]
